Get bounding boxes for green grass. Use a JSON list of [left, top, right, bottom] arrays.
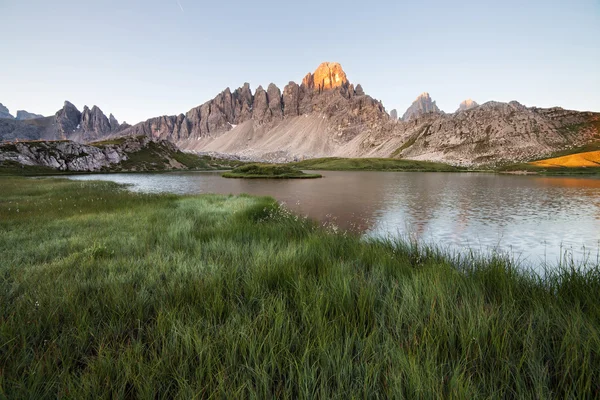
[[290, 157, 464, 172], [1, 176, 599, 398], [222, 163, 322, 179], [0, 161, 65, 176]]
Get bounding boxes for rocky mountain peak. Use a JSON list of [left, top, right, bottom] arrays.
[[0, 103, 14, 119], [55, 101, 82, 137], [402, 92, 441, 121], [303, 62, 349, 93], [390, 109, 398, 121], [456, 99, 479, 112]]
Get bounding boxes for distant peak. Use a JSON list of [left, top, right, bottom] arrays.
[[402, 92, 441, 121], [456, 99, 479, 112]]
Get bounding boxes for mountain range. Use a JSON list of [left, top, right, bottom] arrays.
[[1, 62, 599, 165]]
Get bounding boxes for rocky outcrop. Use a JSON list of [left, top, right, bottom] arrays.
[[0, 103, 14, 119], [0, 136, 185, 172], [16, 110, 44, 120], [456, 99, 479, 112], [402, 93, 441, 121], [390, 109, 398, 121]]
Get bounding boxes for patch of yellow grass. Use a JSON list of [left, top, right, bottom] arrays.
[[531, 150, 600, 168]]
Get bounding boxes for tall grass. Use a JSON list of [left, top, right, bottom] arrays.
[[0, 176, 599, 398]]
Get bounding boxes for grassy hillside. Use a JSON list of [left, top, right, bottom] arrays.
[[290, 157, 464, 172], [531, 150, 600, 168], [499, 148, 600, 175], [1, 176, 598, 398]]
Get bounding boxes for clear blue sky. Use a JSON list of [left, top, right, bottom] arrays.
[[1, 0, 598, 124]]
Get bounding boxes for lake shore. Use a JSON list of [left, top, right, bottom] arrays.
[[1, 176, 599, 398]]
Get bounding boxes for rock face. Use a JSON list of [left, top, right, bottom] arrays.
[[0, 136, 181, 172], [55, 101, 82, 138], [390, 109, 398, 121], [402, 93, 441, 121], [456, 99, 479, 112], [80, 105, 112, 141], [0, 103, 14, 119], [16, 110, 44, 120], [304, 62, 349, 93]]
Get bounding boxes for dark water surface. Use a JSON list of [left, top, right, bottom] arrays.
[[65, 171, 600, 268]]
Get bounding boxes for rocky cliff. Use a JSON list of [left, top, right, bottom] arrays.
[[401, 92, 442, 121], [0, 136, 194, 172]]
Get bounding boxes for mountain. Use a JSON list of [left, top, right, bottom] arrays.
[[16, 110, 44, 120], [401, 92, 442, 121], [390, 109, 398, 121], [117, 62, 388, 161], [2, 62, 600, 165], [456, 99, 479, 112], [0, 101, 128, 142], [118, 63, 598, 165], [0, 103, 14, 119], [363, 101, 600, 165]]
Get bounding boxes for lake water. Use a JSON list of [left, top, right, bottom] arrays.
[[65, 171, 600, 268]]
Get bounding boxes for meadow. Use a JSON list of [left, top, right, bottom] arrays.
[[1, 176, 599, 398]]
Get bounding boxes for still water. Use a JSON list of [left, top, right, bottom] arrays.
[[66, 171, 600, 267]]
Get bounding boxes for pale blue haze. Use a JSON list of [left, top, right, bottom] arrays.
[[1, 0, 598, 124]]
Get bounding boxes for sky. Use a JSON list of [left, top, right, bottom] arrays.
[[0, 0, 599, 124]]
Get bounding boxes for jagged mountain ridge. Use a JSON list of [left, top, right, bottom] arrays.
[[117, 62, 387, 160], [0, 103, 45, 120], [2, 62, 599, 165], [0, 101, 128, 142], [117, 63, 599, 165]]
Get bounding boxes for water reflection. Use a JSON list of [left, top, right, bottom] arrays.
[[65, 171, 600, 268]]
